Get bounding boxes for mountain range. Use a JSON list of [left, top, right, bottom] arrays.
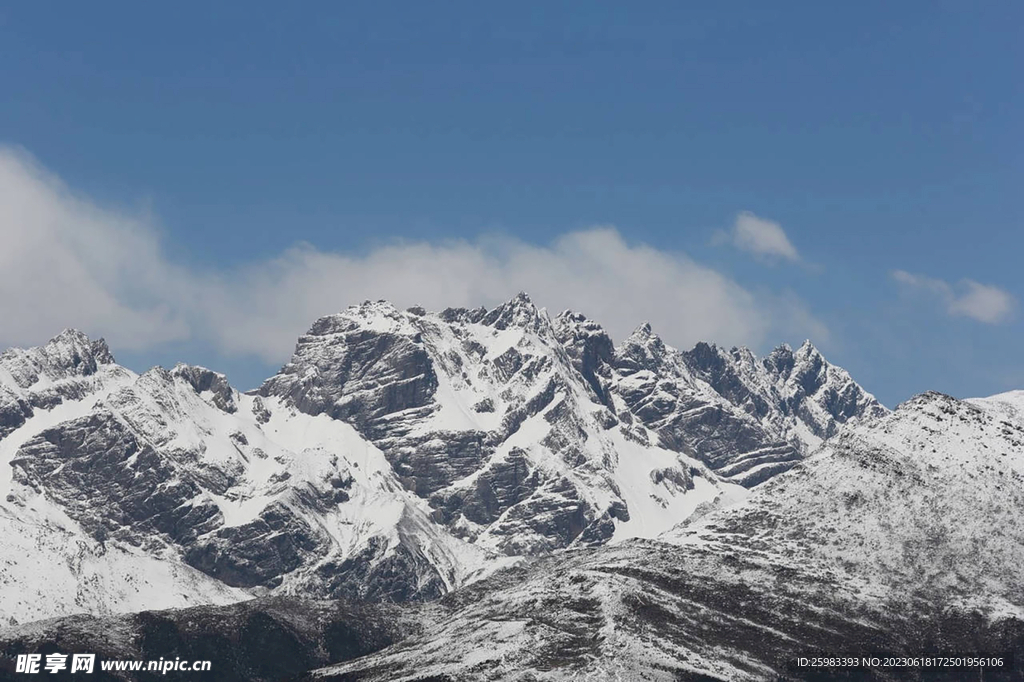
[[1, 293, 1020, 681]]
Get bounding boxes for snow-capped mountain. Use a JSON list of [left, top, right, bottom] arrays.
[[311, 389, 1024, 681], [256, 295, 742, 559], [1, 302, 1021, 681], [12, 381, 1019, 680], [1, 337, 497, 624], [0, 295, 882, 626], [0, 332, 246, 625]]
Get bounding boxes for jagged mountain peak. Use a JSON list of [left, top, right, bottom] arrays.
[[682, 340, 733, 376], [555, 308, 583, 320], [764, 340, 827, 381], [764, 342, 796, 375], [687, 338, 722, 356], [324, 293, 549, 334], [479, 291, 545, 331], [353, 298, 401, 313], [796, 338, 819, 354], [0, 330, 130, 440], [622, 321, 667, 351], [724, 345, 761, 376], [761, 340, 830, 380], [772, 341, 863, 397], [314, 299, 416, 335], [675, 337, 887, 449], [55, 329, 115, 365], [553, 308, 590, 325], [552, 309, 610, 341], [688, 341, 772, 372], [612, 322, 672, 376], [509, 290, 533, 306], [788, 339, 827, 374], [0, 329, 115, 389], [631, 321, 654, 338]]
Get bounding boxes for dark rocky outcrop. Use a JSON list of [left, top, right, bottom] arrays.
[[0, 597, 416, 682], [170, 364, 237, 414]]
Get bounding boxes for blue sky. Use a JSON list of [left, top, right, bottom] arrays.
[[0, 1, 1020, 406]]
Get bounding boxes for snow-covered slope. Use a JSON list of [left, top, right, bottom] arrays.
[[310, 540, 889, 681], [0, 513, 245, 627], [314, 390, 1024, 681], [3, 365, 502, 621], [0, 332, 246, 624], [666, 390, 1024, 615], [969, 389, 1024, 422]]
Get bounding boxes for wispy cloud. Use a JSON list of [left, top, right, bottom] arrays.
[[0, 146, 828, 362], [892, 270, 1015, 324], [717, 211, 801, 263], [0, 147, 191, 350]]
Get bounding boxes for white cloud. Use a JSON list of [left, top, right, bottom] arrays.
[[724, 211, 801, 262], [0, 147, 190, 350], [892, 270, 1015, 324], [0, 146, 828, 363]]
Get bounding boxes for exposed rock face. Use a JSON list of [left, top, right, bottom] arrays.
[[0, 386, 32, 439], [552, 310, 616, 408], [170, 364, 238, 414], [1, 331, 493, 618], [258, 305, 440, 428], [610, 327, 799, 486], [182, 500, 327, 589], [255, 298, 886, 558], [687, 339, 888, 441], [547, 319, 887, 487], [12, 411, 222, 547]]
